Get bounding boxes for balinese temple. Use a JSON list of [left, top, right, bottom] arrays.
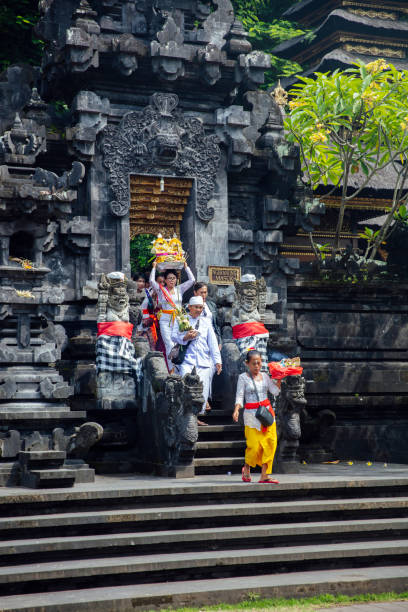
[[273, 0, 408, 262]]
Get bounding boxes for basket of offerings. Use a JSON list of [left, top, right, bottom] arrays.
[[268, 357, 303, 379], [151, 234, 186, 271]]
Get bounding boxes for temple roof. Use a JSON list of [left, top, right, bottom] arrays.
[[273, 9, 408, 65], [283, 0, 408, 26], [279, 48, 408, 90]]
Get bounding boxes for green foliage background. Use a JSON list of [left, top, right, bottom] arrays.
[[230, 0, 306, 87], [130, 234, 154, 278], [0, 0, 42, 72]]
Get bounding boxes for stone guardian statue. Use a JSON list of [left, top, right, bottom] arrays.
[[231, 273, 269, 370], [96, 271, 141, 409]]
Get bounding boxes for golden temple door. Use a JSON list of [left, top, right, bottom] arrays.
[[129, 175, 193, 238]]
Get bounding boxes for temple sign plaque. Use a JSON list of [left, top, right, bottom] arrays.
[[208, 266, 241, 285]]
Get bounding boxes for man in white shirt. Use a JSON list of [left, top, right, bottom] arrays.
[[171, 296, 222, 424]]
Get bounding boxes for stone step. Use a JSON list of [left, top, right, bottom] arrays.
[[20, 469, 76, 490], [204, 408, 233, 417], [0, 540, 407, 595], [0, 565, 406, 612], [0, 410, 86, 420], [196, 440, 245, 450], [1, 497, 407, 539], [198, 424, 241, 433], [194, 456, 242, 468], [1, 477, 408, 517], [19, 451, 66, 470], [194, 456, 243, 474], [1, 518, 407, 564]]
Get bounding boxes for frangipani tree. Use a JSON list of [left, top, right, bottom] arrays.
[[284, 60, 408, 266]]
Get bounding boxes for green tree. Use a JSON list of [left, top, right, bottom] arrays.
[[231, 0, 306, 86], [0, 0, 42, 72], [284, 60, 408, 265], [130, 234, 154, 277]]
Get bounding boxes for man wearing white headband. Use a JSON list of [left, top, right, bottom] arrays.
[[171, 295, 222, 424]]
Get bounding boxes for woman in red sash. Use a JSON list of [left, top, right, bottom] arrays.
[[150, 261, 195, 371], [233, 350, 280, 483]]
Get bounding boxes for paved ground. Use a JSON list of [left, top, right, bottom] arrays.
[[0, 460, 406, 498], [320, 604, 408, 611]]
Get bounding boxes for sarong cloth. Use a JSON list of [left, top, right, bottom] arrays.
[[245, 422, 277, 474], [232, 321, 269, 370], [96, 321, 143, 382]]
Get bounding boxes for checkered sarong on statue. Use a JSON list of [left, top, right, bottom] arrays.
[[235, 334, 269, 371], [96, 335, 143, 381]]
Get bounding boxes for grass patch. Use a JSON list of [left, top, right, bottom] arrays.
[[153, 591, 408, 612]]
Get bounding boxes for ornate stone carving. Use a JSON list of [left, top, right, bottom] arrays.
[[65, 422, 104, 458], [151, 14, 188, 81], [0, 112, 46, 165], [231, 276, 267, 327], [275, 374, 307, 472], [343, 44, 404, 59], [97, 273, 129, 323], [66, 91, 110, 161], [102, 92, 221, 221], [348, 9, 397, 20], [163, 367, 203, 472]]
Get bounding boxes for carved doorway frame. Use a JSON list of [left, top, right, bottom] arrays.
[[127, 171, 198, 273]]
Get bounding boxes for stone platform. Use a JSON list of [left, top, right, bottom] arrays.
[[0, 460, 406, 499], [0, 462, 407, 612]]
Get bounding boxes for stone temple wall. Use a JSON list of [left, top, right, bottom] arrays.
[[288, 283, 408, 464]]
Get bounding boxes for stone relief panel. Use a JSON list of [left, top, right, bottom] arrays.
[[102, 92, 221, 221]]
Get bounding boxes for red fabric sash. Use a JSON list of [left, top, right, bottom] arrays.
[[160, 285, 178, 310], [268, 362, 303, 380], [245, 398, 275, 417], [232, 321, 268, 339], [97, 321, 133, 339], [245, 398, 275, 433], [142, 309, 158, 343]]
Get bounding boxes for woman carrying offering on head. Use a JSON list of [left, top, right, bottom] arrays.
[[233, 349, 280, 484], [150, 261, 195, 372]]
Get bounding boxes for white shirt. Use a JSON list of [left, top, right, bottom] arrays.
[[235, 372, 280, 431], [171, 314, 221, 369], [149, 266, 195, 313]]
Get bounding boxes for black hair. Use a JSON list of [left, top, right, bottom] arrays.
[[164, 269, 178, 279], [194, 281, 207, 292], [245, 349, 262, 363], [136, 275, 145, 281], [193, 283, 208, 292]]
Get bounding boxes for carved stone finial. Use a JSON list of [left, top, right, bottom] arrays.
[[226, 18, 252, 58]]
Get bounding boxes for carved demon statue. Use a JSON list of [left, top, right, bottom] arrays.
[[231, 274, 268, 370], [163, 367, 204, 473], [275, 375, 307, 472], [139, 346, 204, 477], [96, 271, 141, 409]]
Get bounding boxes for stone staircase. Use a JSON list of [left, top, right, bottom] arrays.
[[0, 474, 407, 610], [195, 406, 245, 475]]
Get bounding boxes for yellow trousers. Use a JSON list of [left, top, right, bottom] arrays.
[[245, 422, 277, 474]]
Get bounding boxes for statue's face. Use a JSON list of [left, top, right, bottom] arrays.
[[240, 284, 257, 312], [108, 285, 128, 311], [285, 377, 307, 409]]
